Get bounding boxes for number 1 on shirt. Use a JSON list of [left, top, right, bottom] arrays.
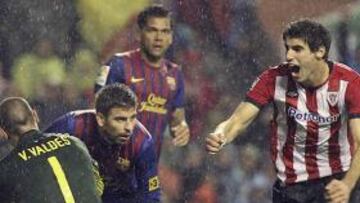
[[48, 156, 75, 203]]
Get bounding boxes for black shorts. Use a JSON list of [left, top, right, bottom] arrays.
[[272, 173, 345, 203]]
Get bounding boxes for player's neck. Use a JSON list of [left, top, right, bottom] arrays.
[[307, 60, 330, 87], [98, 128, 116, 146], [140, 50, 163, 68]]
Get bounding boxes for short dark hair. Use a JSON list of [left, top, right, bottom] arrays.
[[283, 19, 331, 59], [95, 84, 137, 116], [0, 97, 34, 134], [137, 5, 171, 29]]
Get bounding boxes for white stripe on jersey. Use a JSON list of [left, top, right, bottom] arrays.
[[315, 83, 332, 177], [292, 83, 308, 182], [338, 80, 351, 172], [274, 76, 287, 182]]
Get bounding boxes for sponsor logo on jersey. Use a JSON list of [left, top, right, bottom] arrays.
[[18, 135, 71, 161], [139, 93, 167, 114], [287, 107, 340, 126], [130, 76, 144, 83]]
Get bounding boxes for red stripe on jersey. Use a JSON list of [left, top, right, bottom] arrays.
[[149, 67, 161, 156], [74, 115, 85, 139], [85, 113, 97, 142], [131, 52, 146, 125], [156, 69, 166, 157], [162, 63, 171, 104], [270, 108, 279, 163], [152, 66, 161, 95], [155, 64, 172, 157], [329, 105, 342, 172], [328, 77, 343, 173], [305, 89, 320, 179], [284, 79, 298, 184], [143, 61, 154, 150]]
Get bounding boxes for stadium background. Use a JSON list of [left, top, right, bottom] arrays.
[[1, 0, 360, 202]]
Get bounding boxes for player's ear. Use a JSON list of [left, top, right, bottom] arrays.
[[32, 109, 40, 125], [0, 127, 8, 141], [96, 112, 106, 127], [315, 46, 326, 59]]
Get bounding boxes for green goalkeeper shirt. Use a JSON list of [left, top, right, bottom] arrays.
[[0, 130, 103, 203]]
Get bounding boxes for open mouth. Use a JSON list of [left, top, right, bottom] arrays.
[[289, 65, 300, 73], [280, 62, 300, 74], [153, 45, 163, 50]]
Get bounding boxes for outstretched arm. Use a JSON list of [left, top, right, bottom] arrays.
[[206, 101, 260, 154]]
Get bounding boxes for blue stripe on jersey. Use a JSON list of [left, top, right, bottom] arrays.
[[107, 56, 126, 84], [173, 70, 185, 108], [140, 58, 147, 109]]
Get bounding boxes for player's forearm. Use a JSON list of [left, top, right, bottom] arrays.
[[221, 116, 251, 143], [343, 146, 360, 190], [170, 108, 186, 127], [343, 118, 360, 190], [218, 102, 258, 144]]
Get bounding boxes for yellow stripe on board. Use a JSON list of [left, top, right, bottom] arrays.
[[48, 156, 75, 203]]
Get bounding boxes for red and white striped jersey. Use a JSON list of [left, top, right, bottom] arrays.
[[246, 62, 360, 184]]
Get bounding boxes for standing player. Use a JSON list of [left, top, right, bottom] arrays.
[[206, 19, 360, 203], [45, 84, 160, 202], [0, 97, 103, 203], [95, 5, 190, 158]]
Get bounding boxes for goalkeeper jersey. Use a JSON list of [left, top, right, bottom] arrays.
[[0, 130, 103, 203]]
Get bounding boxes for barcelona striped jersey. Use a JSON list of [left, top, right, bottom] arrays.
[[44, 110, 160, 202], [95, 49, 185, 158]]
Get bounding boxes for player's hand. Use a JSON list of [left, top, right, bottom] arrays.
[[170, 121, 190, 147], [325, 179, 350, 203], [205, 130, 226, 155]]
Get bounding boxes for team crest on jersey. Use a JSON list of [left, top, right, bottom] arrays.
[[327, 91, 338, 106], [115, 157, 130, 172], [166, 76, 176, 90]]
